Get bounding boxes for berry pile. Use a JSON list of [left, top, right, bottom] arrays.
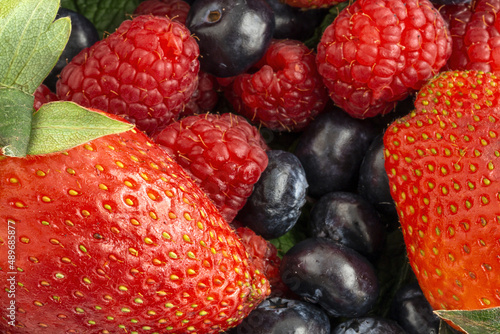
[[1, 0, 500, 333]]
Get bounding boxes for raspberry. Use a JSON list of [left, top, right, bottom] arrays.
[[284, 0, 346, 8], [56, 15, 200, 136], [153, 113, 269, 222], [316, 0, 452, 119], [179, 70, 220, 118], [134, 0, 190, 25], [34, 83, 58, 110], [225, 39, 329, 132], [439, 3, 473, 70]]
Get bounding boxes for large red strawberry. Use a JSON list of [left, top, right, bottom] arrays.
[[383, 70, 500, 315], [0, 111, 269, 333], [316, 0, 452, 119]]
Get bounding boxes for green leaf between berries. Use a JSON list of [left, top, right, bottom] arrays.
[[61, 0, 141, 36], [28, 101, 134, 155], [0, 0, 70, 94], [0, 88, 34, 156], [435, 307, 500, 334]]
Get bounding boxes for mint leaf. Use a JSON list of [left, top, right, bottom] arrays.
[[27, 101, 134, 155], [0, 0, 70, 94], [0, 88, 34, 156], [61, 0, 140, 36], [435, 307, 500, 334]]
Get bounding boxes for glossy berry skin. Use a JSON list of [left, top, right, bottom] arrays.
[[316, 0, 452, 119], [357, 133, 399, 228], [134, 0, 191, 25], [56, 15, 200, 136], [0, 114, 269, 333], [236, 150, 308, 240], [186, 0, 275, 77], [225, 39, 329, 132], [227, 298, 331, 334], [294, 107, 379, 198], [153, 113, 269, 223], [280, 237, 379, 318], [331, 317, 406, 334], [309, 191, 386, 259], [44, 7, 100, 92], [390, 282, 440, 334], [384, 70, 500, 311], [265, 0, 326, 40]]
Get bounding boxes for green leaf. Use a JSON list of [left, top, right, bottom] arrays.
[[0, 0, 71, 94], [435, 307, 500, 334], [304, 1, 350, 50], [61, 0, 141, 36], [0, 87, 34, 156], [27, 101, 134, 155]]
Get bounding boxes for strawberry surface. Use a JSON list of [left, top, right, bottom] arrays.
[[384, 70, 500, 312], [0, 117, 269, 333]]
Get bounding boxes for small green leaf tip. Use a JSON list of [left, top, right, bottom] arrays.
[[0, 0, 71, 94], [435, 306, 500, 334], [27, 101, 134, 156]]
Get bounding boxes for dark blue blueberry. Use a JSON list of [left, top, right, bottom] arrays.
[[357, 133, 399, 229], [264, 0, 326, 40], [331, 317, 406, 334], [236, 150, 308, 239], [186, 0, 275, 77], [44, 7, 100, 92], [226, 298, 330, 334], [309, 191, 386, 260], [294, 107, 380, 198], [280, 237, 379, 318], [390, 282, 440, 334]]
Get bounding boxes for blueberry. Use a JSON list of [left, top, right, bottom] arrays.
[[44, 7, 100, 92], [236, 150, 308, 239], [280, 237, 379, 318], [390, 282, 440, 334], [226, 298, 330, 334], [331, 317, 406, 334], [186, 0, 275, 77], [264, 0, 326, 40], [309, 191, 386, 259], [357, 133, 399, 229], [294, 107, 380, 198]]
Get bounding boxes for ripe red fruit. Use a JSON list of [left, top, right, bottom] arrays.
[[33, 84, 58, 110], [153, 113, 269, 223], [225, 39, 329, 132], [56, 15, 200, 136], [180, 70, 220, 118], [316, 0, 452, 119], [0, 114, 269, 333], [384, 70, 500, 313], [284, 0, 346, 8], [134, 0, 191, 25]]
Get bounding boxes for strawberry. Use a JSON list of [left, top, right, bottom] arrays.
[[0, 112, 269, 333], [316, 0, 452, 119], [383, 70, 500, 314]]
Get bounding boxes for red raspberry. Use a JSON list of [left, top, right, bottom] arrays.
[[56, 15, 200, 136], [439, 3, 473, 70], [34, 83, 58, 110], [316, 0, 452, 119], [179, 70, 220, 118], [284, 0, 347, 8], [153, 113, 269, 223], [134, 0, 190, 25], [225, 39, 329, 132]]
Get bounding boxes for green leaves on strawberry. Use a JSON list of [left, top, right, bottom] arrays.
[[0, 125, 269, 333], [384, 70, 500, 331]]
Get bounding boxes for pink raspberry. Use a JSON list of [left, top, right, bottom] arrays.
[[180, 70, 220, 118], [225, 39, 329, 132], [134, 0, 190, 25], [153, 113, 268, 223], [34, 83, 58, 110], [56, 15, 200, 135], [316, 0, 452, 118]]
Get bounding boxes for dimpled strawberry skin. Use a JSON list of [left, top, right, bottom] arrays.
[[316, 0, 452, 119], [56, 15, 200, 136], [226, 39, 329, 132], [153, 113, 269, 223]]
